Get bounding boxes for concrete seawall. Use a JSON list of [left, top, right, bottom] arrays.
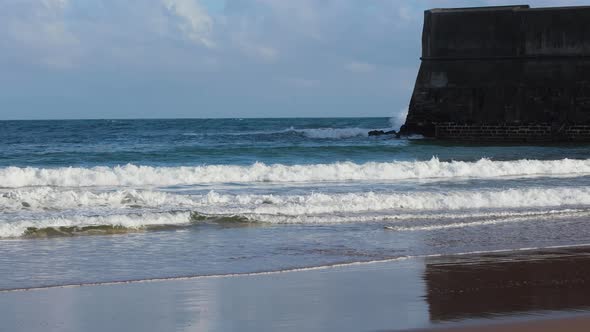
[[402, 5, 590, 141]]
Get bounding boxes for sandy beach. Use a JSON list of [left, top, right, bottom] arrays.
[[2, 246, 590, 331], [4, 1, 590, 331]]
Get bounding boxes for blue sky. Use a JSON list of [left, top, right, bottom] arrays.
[[0, 0, 586, 119]]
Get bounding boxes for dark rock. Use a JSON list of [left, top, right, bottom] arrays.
[[368, 130, 397, 137], [368, 130, 386, 136], [404, 5, 590, 142]]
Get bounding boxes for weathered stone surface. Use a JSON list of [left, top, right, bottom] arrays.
[[368, 130, 386, 136], [402, 5, 590, 141], [368, 130, 397, 137]]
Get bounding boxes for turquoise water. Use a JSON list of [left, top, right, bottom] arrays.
[[2, 118, 589, 167], [2, 118, 590, 290]]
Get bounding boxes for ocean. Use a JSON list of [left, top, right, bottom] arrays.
[[2, 117, 590, 291]]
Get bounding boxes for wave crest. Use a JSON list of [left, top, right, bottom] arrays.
[[290, 127, 372, 139], [1, 158, 590, 188], [4, 187, 590, 214], [1, 212, 193, 238], [3, 187, 590, 237], [183, 127, 376, 139]]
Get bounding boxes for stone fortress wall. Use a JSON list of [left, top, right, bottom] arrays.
[[402, 5, 590, 141]]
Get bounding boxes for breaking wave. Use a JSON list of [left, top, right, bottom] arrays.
[[1, 212, 193, 238], [2, 158, 590, 188], [3, 186, 590, 237], [4, 187, 590, 214], [183, 127, 377, 139], [290, 127, 373, 139]]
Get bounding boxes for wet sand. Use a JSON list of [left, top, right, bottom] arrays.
[[423, 247, 590, 322], [2, 247, 590, 331], [414, 315, 590, 332]]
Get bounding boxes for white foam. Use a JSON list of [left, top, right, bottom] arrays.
[[387, 209, 590, 232], [4, 187, 590, 215], [3, 187, 590, 237], [291, 127, 373, 139], [0, 212, 192, 238], [389, 108, 408, 131], [2, 158, 590, 188], [247, 208, 585, 225], [0, 188, 194, 211], [386, 216, 534, 232], [183, 127, 379, 139], [201, 188, 590, 217]]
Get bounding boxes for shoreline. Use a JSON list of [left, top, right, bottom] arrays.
[[3, 245, 590, 331], [4, 242, 590, 293]]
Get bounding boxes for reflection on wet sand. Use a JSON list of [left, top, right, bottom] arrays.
[[5, 247, 590, 331], [424, 248, 590, 322]]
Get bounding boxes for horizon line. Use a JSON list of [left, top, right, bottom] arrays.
[[0, 116, 393, 121]]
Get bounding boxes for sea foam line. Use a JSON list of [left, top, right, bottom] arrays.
[[2, 157, 590, 188], [3, 243, 590, 293], [384, 209, 590, 232], [1, 207, 585, 239]]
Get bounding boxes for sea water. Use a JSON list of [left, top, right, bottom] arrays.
[[2, 118, 590, 290]]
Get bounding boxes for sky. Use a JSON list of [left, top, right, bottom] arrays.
[[0, 0, 587, 120]]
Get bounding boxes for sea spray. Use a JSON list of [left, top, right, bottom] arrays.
[[390, 108, 408, 131]]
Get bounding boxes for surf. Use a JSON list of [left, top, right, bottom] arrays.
[[4, 187, 590, 238], [2, 157, 590, 188]]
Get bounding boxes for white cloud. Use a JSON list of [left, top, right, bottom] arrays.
[[1, 0, 80, 68], [162, 0, 214, 48]]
